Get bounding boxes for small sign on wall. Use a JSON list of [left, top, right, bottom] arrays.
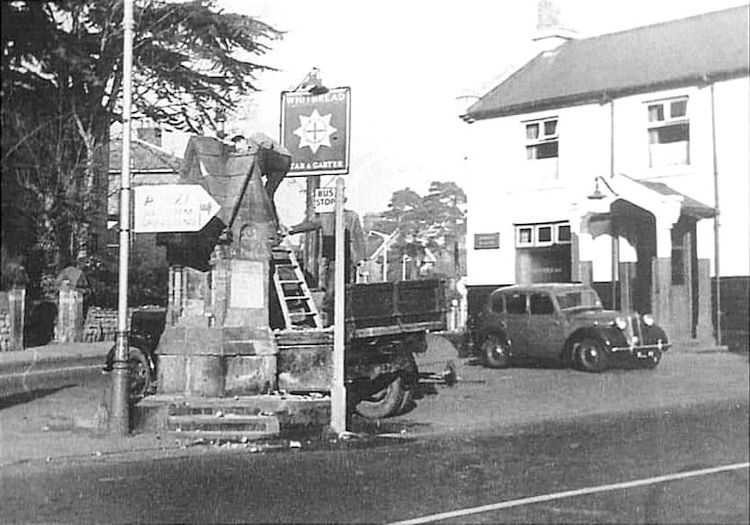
[[230, 260, 264, 309], [474, 233, 500, 250]]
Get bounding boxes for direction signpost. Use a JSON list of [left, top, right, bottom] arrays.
[[133, 184, 221, 233]]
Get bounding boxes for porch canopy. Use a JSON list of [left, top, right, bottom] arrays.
[[580, 173, 715, 258], [582, 173, 715, 222]]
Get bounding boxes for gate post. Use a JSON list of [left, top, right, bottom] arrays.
[[55, 267, 88, 343]]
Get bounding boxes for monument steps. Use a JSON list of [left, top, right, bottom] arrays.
[[131, 393, 330, 441]]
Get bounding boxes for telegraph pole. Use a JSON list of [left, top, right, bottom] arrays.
[[109, 0, 134, 435]]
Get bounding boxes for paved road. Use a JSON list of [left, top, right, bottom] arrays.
[[1, 400, 747, 524]]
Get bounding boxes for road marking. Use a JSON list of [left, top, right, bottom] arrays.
[[388, 462, 750, 525]]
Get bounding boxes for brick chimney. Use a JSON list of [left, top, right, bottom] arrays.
[[533, 0, 577, 53]]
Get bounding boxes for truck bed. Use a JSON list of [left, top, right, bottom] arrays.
[[345, 279, 446, 339]]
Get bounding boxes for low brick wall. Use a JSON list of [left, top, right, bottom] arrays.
[[0, 311, 11, 352], [82, 307, 135, 342]]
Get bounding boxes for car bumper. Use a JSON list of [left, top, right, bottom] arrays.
[[611, 341, 671, 358]]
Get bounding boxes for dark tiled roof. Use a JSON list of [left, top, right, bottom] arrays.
[[109, 138, 182, 173], [465, 5, 750, 121], [636, 179, 716, 218]]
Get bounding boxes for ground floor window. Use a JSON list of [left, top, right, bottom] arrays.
[[514, 221, 572, 283]]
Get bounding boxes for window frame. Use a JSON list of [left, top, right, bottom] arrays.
[[516, 226, 534, 248], [524, 116, 559, 161], [535, 225, 554, 247], [505, 293, 528, 315], [529, 292, 556, 315], [556, 223, 572, 244], [646, 96, 690, 167], [515, 221, 571, 249]]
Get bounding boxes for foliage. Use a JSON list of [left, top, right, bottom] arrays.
[[371, 182, 467, 281], [1, 0, 281, 302]]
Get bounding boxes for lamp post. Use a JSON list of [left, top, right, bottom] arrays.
[[110, 0, 134, 435], [368, 229, 399, 282]]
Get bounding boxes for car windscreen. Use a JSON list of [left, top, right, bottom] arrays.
[[556, 290, 602, 310]]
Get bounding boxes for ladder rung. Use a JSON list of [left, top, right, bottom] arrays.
[[278, 280, 304, 284], [289, 312, 317, 318], [285, 296, 311, 301]]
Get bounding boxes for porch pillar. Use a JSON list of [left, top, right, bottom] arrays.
[[574, 231, 593, 287]]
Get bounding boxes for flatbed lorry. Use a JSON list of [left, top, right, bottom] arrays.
[[110, 277, 447, 419]]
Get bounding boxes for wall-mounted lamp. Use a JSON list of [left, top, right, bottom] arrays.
[[587, 178, 606, 200], [587, 176, 618, 200]]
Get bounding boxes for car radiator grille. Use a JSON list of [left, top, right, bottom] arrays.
[[628, 315, 643, 344]]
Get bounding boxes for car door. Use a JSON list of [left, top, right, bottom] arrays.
[[525, 291, 565, 358], [503, 291, 529, 355]]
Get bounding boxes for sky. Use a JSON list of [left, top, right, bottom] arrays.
[[211, 0, 748, 225]]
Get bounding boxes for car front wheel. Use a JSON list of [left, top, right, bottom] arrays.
[[482, 334, 511, 369], [573, 337, 609, 373]]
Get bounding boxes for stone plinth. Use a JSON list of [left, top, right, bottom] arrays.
[[157, 325, 278, 396]]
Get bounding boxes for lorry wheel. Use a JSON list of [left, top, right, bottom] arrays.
[[356, 375, 407, 419], [573, 338, 609, 373], [128, 347, 152, 402]]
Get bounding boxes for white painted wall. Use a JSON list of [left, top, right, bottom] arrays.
[[464, 75, 750, 286]]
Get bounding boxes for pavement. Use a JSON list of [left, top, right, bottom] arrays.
[[0, 339, 748, 471]]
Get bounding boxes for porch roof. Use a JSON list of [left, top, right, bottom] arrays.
[[583, 173, 716, 224], [636, 180, 716, 219]]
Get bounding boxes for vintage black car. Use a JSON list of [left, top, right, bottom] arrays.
[[473, 283, 669, 372]]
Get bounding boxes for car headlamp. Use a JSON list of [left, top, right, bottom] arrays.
[[613, 317, 628, 331], [642, 313, 655, 327]]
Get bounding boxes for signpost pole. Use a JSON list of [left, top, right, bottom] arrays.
[[305, 175, 321, 287], [331, 177, 347, 434], [109, 0, 133, 435]]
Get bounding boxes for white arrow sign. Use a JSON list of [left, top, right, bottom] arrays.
[[134, 184, 221, 233]]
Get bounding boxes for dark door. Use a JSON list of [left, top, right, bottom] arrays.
[[526, 291, 564, 358], [503, 291, 529, 354]]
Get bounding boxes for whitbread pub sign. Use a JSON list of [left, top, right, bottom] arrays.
[[280, 87, 351, 176]]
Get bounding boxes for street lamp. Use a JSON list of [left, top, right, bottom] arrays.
[[368, 229, 399, 282]]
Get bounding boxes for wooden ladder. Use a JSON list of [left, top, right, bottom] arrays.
[[271, 247, 322, 329]]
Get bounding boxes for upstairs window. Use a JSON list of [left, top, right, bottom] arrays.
[[525, 117, 559, 160], [647, 97, 689, 167]]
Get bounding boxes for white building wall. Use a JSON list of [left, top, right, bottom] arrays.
[[465, 76, 750, 286], [714, 77, 750, 277]]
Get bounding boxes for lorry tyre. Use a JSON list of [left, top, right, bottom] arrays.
[[128, 347, 153, 402], [356, 375, 407, 419]]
